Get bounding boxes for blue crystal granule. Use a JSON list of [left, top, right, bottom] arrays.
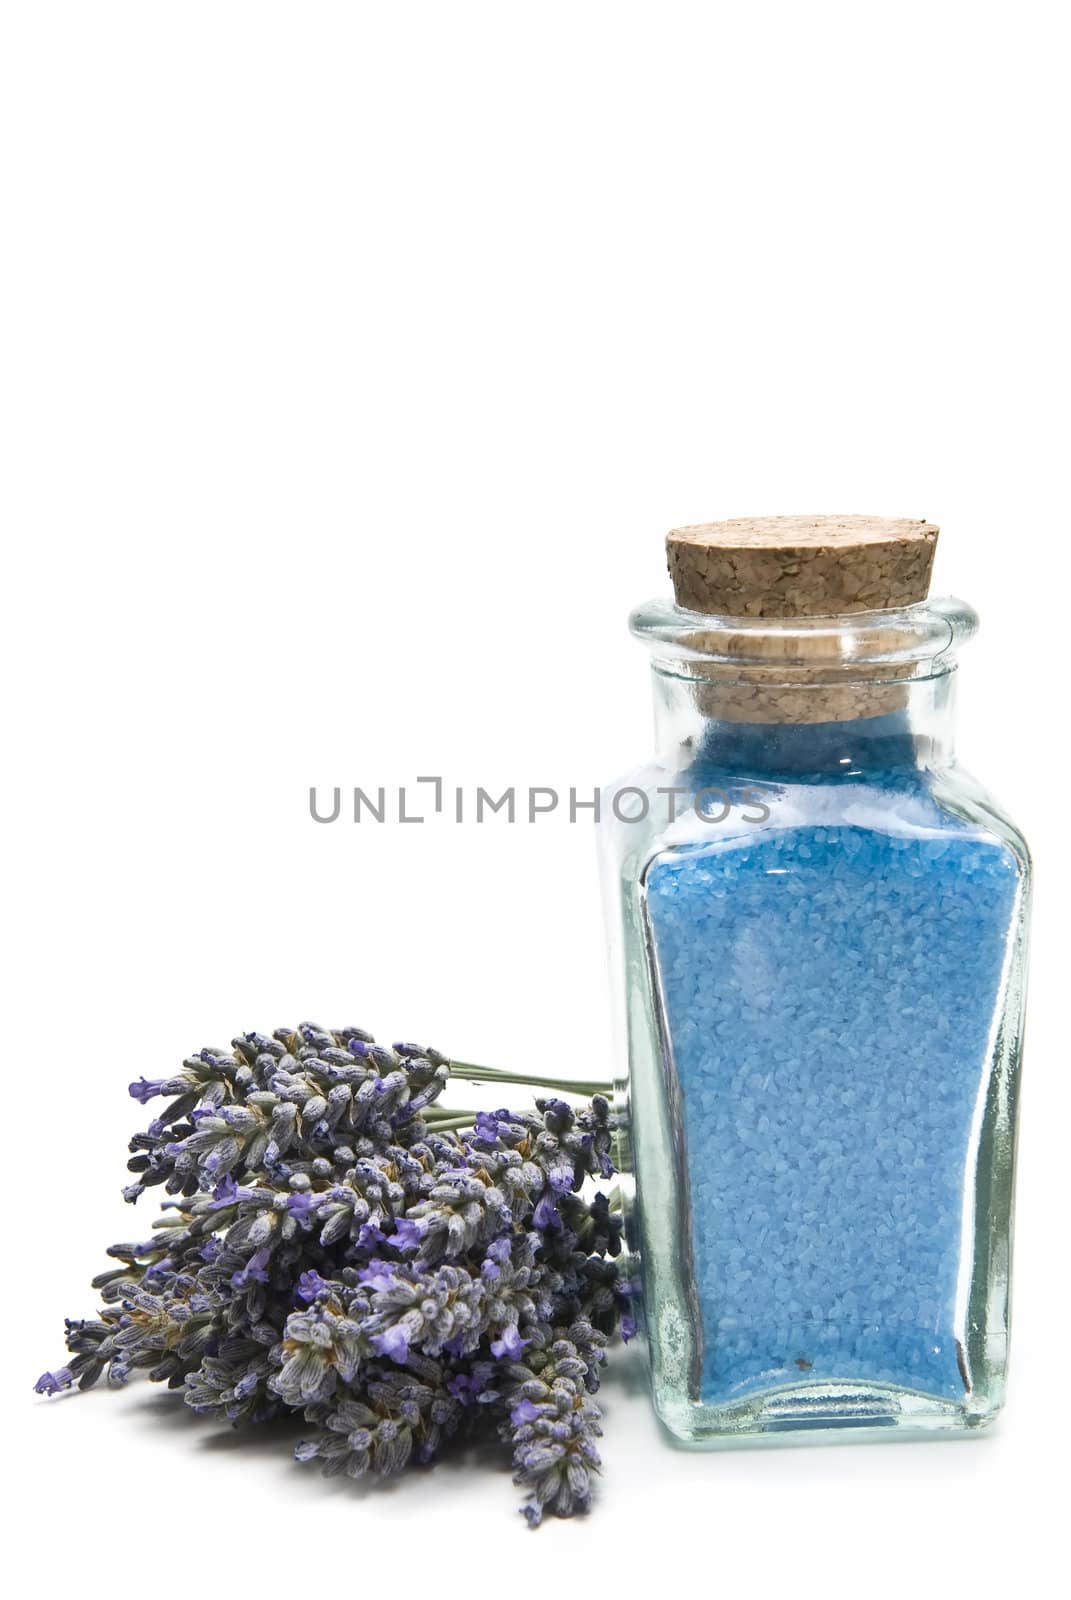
[[645, 768, 1019, 1404]]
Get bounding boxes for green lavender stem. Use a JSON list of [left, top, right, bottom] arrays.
[[448, 1060, 613, 1097], [420, 1063, 615, 1136], [420, 1114, 485, 1133]]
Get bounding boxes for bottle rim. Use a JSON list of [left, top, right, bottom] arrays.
[[629, 595, 978, 678]]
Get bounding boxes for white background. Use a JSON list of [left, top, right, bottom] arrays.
[[3, 3, 1068, 1594]]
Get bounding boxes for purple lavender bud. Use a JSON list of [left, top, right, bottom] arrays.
[[128, 1077, 166, 1105], [620, 1315, 638, 1343], [474, 1111, 502, 1143], [357, 1264, 397, 1293], [510, 1397, 542, 1425], [533, 1191, 562, 1231], [371, 1325, 410, 1364], [33, 1367, 74, 1396], [231, 1247, 271, 1289], [212, 1174, 239, 1207], [448, 1364, 497, 1405], [391, 1218, 424, 1252], [490, 1325, 531, 1360], [294, 1270, 327, 1304], [286, 1191, 317, 1223]]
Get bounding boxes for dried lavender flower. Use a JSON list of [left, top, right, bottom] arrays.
[[36, 1023, 625, 1525]]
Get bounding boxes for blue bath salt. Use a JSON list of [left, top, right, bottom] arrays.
[[645, 770, 1019, 1404]]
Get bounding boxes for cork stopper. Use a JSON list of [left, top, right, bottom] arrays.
[[666, 515, 939, 619]]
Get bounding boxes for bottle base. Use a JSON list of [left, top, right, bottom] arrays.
[[654, 1377, 1002, 1446]]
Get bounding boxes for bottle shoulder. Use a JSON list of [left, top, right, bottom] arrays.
[[599, 760, 1031, 884], [929, 764, 1032, 875]]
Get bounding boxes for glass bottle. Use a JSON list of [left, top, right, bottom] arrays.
[[600, 518, 1031, 1442]]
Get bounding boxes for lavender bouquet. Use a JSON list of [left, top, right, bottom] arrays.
[[36, 1024, 630, 1526]]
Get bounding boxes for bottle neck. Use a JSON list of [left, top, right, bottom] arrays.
[[651, 670, 959, 778]]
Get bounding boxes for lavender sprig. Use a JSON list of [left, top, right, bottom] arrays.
[[35, 1023, 627, 1526]]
